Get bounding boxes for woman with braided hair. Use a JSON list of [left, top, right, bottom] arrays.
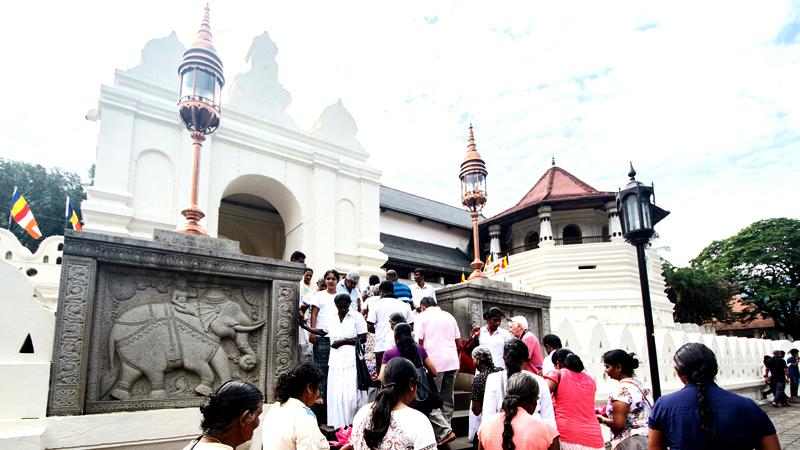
[[482, 338, 557, 430], [349, 357, 436, 450], [477, 372, 560, 450], [648, 342, 780, 450]]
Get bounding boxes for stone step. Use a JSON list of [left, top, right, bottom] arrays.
[[450, 436, 473, 450], [452, 410, 469, 437], [454, 390, 471, 411]]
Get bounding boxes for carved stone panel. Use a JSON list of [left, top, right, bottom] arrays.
[[84, 267, 269, 413], [48, 256, 97, 416], [47, 230, 303, 416], [265, 280, 298, 401]]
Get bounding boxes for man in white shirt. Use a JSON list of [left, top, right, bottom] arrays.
[[416, 297, 460, 424], [541, 333, 563, 375], [367, 281, 411, 374], [409, 268, 436, 323], [336, 271, 362, 311]]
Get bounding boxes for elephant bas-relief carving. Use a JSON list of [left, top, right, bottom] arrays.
[[102, 288, 265, 400]]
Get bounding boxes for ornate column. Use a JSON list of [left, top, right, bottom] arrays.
[[488, 224, 502, 258], [606, 201, 623, 241], [538, 206, 554, 246]]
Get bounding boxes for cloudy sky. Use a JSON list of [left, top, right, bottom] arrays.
[[1, 1, 798, 266]]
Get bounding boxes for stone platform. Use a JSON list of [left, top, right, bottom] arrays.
[[48, 229, 304, 416]]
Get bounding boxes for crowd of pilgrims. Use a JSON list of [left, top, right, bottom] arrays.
[[182, 253, 784, 450]]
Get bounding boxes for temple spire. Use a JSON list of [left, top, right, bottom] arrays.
[[552, 155, 556, 166], [467, 123, 477, 152], [190, 4, 217, 53]]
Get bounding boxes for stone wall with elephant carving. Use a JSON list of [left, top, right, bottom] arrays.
[[48, 229, 303, 416]]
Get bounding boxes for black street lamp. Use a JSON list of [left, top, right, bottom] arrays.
[[617, 163, 669, 400]]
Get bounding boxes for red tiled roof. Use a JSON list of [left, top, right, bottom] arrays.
[[484, 165, 615, 224], [711, 296, 775, 331]]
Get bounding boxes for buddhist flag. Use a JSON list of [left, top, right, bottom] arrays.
[[9, 187, 42, 239], [461, 272, 466, 283], [65, 197, 83, 231], [485, 255, 492, 267], [501, 256, 509, 269]]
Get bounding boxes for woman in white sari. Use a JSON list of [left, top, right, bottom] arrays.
[[303, 293, 368, 428]]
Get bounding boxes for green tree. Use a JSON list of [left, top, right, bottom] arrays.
[[663, 262, 734, 325], [692, 218, 800, 338], [0, 158, 86, 253]]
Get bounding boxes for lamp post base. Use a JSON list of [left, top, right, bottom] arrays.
[[177, 206, 208, 236], [467, 258, 486, 280]]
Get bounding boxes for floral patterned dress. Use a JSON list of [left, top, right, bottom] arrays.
[[604, 377, 653, 448]]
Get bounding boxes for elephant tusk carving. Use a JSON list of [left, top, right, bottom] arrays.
[[232, 320, 266, 332]]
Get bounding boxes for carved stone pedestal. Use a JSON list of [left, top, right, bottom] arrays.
[[436, 278, 551, 343], [48, 229, 303, 416]]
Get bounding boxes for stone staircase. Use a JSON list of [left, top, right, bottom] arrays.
[[450, 389, 473, 450], [318, 389, 476, 449]]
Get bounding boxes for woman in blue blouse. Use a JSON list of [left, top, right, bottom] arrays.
[[648, 342, 780, 450]]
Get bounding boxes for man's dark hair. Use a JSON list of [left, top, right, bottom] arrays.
[[542, 334, 562, 349], [369, 275, 380, 285], [413, 268, 424, 276], [289, 251, 306, 262], [379, 280, 395, 294], [420, 297, 437, 308]]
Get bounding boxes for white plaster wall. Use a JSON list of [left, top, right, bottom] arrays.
[[380, 210, 470, 252], [495, 240, 675, 328], [550, 317, 795, 403], [0, 259, 55, 421], [0, 229, 63, 308]]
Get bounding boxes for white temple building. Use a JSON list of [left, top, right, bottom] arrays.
[[0, 18, 793, 450]]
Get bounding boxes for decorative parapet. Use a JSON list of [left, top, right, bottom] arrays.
[[437, 278, 551, 342], [47, 229, 303, 416]]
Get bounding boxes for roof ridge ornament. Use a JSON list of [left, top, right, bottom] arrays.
[[552, 155, 556, 166]]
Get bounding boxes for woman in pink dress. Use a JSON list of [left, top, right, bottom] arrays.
[[478, 371, 560, 450], [544, 349, 604, 450]]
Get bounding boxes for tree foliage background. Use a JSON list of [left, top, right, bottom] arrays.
[[663, 262, 734, 325], [692, 218, 800, 338], [0, 158, 85, 253]]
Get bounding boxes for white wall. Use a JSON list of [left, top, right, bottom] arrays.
[[0, 229, 63, 309], [380, 210, 470, 252], [0, 259, 55, 421]]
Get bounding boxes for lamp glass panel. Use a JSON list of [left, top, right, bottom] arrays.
[[624, 194, 640, 232], [180, 69, 195, 98], [195, 69, 216, 101], [640, 193, 652, 229], [466, 173, 477, 192], [477, 174, 487, 195]]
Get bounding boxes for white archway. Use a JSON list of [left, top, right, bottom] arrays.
[[217, 175, 303, 260]]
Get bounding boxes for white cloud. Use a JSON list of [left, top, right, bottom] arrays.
[[0, 0, 798, 266]]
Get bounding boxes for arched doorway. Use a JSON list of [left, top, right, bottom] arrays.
[[562, 224, 582, 245], [217, 175, 303, 260], [524, 231, 540, 251]]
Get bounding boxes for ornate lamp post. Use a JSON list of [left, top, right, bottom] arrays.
[[460, 124, 488, 280], [617, 163, 670, 400], [176, 5, 225, 236]]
